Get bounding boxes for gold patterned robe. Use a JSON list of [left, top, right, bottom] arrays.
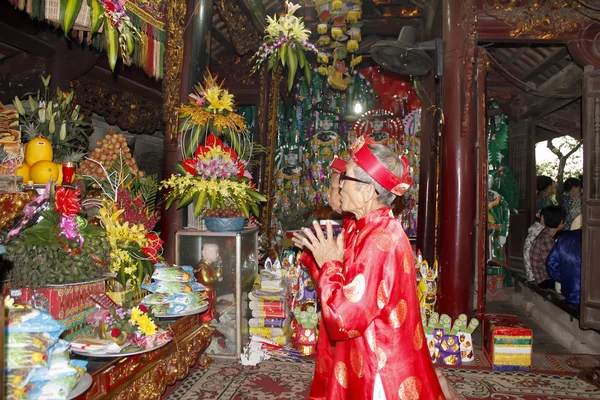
[[317, 207, 444, 399]]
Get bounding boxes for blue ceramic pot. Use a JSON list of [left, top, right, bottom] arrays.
[[203, 217, 247, 232]]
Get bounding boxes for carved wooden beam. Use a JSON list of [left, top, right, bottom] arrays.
[[213, 0, 261, 56], [72, 71, 163, 134], [476, 0, 583, 44], [517, 63, 582, 119], [211, 26, 231, 50]]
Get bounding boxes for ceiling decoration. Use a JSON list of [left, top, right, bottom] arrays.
[[483, 0, 588, 39]]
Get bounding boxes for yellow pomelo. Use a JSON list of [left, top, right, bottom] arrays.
[[25, 137, 53, 166], [16, 163, 30, 182], [29, 160, 59, 184], [56, 165, 63, 185]]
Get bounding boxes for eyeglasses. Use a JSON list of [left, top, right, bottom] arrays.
[[339, 173, 379, 194]]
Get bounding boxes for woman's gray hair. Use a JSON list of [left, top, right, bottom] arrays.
[[353, 143, 404, 206]]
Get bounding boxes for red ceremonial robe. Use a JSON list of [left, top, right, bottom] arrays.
[[299, 218, 356, 400], [317, 207, 444, 400]]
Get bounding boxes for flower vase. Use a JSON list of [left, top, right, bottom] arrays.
[[100, 323, 128, 345]]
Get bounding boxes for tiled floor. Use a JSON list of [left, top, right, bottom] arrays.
[[485, 300, 572, 355]]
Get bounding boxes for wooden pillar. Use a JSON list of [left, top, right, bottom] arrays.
[[416, 64, 439, 263], [438, 0, 477, 319], [160, 0, 187, 263], [476, 47, 488, 321]]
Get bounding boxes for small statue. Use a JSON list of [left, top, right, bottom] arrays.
[[488, 174, 511, 266], [292, 299, 320, 356], [417, 260, 438, 320], [195, 243, 223, 324]]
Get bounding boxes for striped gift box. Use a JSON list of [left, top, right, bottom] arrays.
[[483, 314, 533, 371]]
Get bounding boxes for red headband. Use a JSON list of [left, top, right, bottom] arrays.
[[330, 158, 348, 174], [350, 135, 412, 196]]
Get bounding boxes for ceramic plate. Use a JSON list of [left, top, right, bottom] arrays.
[[154, 303, 209, 318], [71, 338, 171, 358], [67, 373, 92, 399]]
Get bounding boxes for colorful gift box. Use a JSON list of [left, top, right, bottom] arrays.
[[4, 280, 105, 323], [483, 314, 532, 371]]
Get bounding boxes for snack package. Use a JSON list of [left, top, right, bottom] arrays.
[[142, 281, 205, 294], [142, 293, 168, 305], [171, 292, 208, 307], [5, 368, 35, 390], [6, 345, 49, 369], [27, 373, 81, 400], [48, 341, 71, 369], [152, 264, 194, 282], [30, 358, 87, 384], [6, 307, 64, 337], [5, 332, 58, 350]]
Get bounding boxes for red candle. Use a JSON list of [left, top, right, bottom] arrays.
[[62, 162, 75, 185]]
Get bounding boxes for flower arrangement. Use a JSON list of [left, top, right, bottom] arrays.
[[252, 1, 318, 91], [3, 184, 110, 288], [162, 134, 266, 219], [177, 72, 250, 157], [59, 0, 140, 71], [85, 153, 162, 290], [12, 75, 89, 163], [87, 304, 170, 348]]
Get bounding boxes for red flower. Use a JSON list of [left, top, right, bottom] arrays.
[[237, 162, 245, 179], [223, 147, 238, 162], [182, 158, 198, 175], [145, 233, 164, 250], [206, 134, 223, 149], [54, 186, 81, 216], [194, 145, 210, 158], [141, 247, 159, 263], [104, 1, 115, 11], [138, 304, 148, 313], [111, 328, 121, 338], [142, 233, 163, 263]]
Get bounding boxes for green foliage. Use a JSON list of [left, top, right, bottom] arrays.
[[14, 75, 90, 163], [535, 137, 583, 182]]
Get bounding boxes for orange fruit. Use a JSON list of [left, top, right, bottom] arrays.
[[16, 163, 30, 182], [25, 137, 53, 166], [29, 160, 59, 184]]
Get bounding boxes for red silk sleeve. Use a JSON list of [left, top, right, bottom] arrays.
[[317, 230, 395, 341], [299, 251, 320, 283]]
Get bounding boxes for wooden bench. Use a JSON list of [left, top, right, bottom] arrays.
[[509, 268, 580, 321]]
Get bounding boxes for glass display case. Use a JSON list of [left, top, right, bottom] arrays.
[[175, 227, 259, 358]]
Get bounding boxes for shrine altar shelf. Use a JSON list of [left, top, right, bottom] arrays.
[[73, 315, 212, 400]]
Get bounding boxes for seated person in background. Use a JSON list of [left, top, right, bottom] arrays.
[[530, 205, 565, 289], [546, 228, 582, 308], [558, 177, 582, 230], [536, 176, 557, 216], [571, 214, 582, 230], [523, 220, 544, 283]]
